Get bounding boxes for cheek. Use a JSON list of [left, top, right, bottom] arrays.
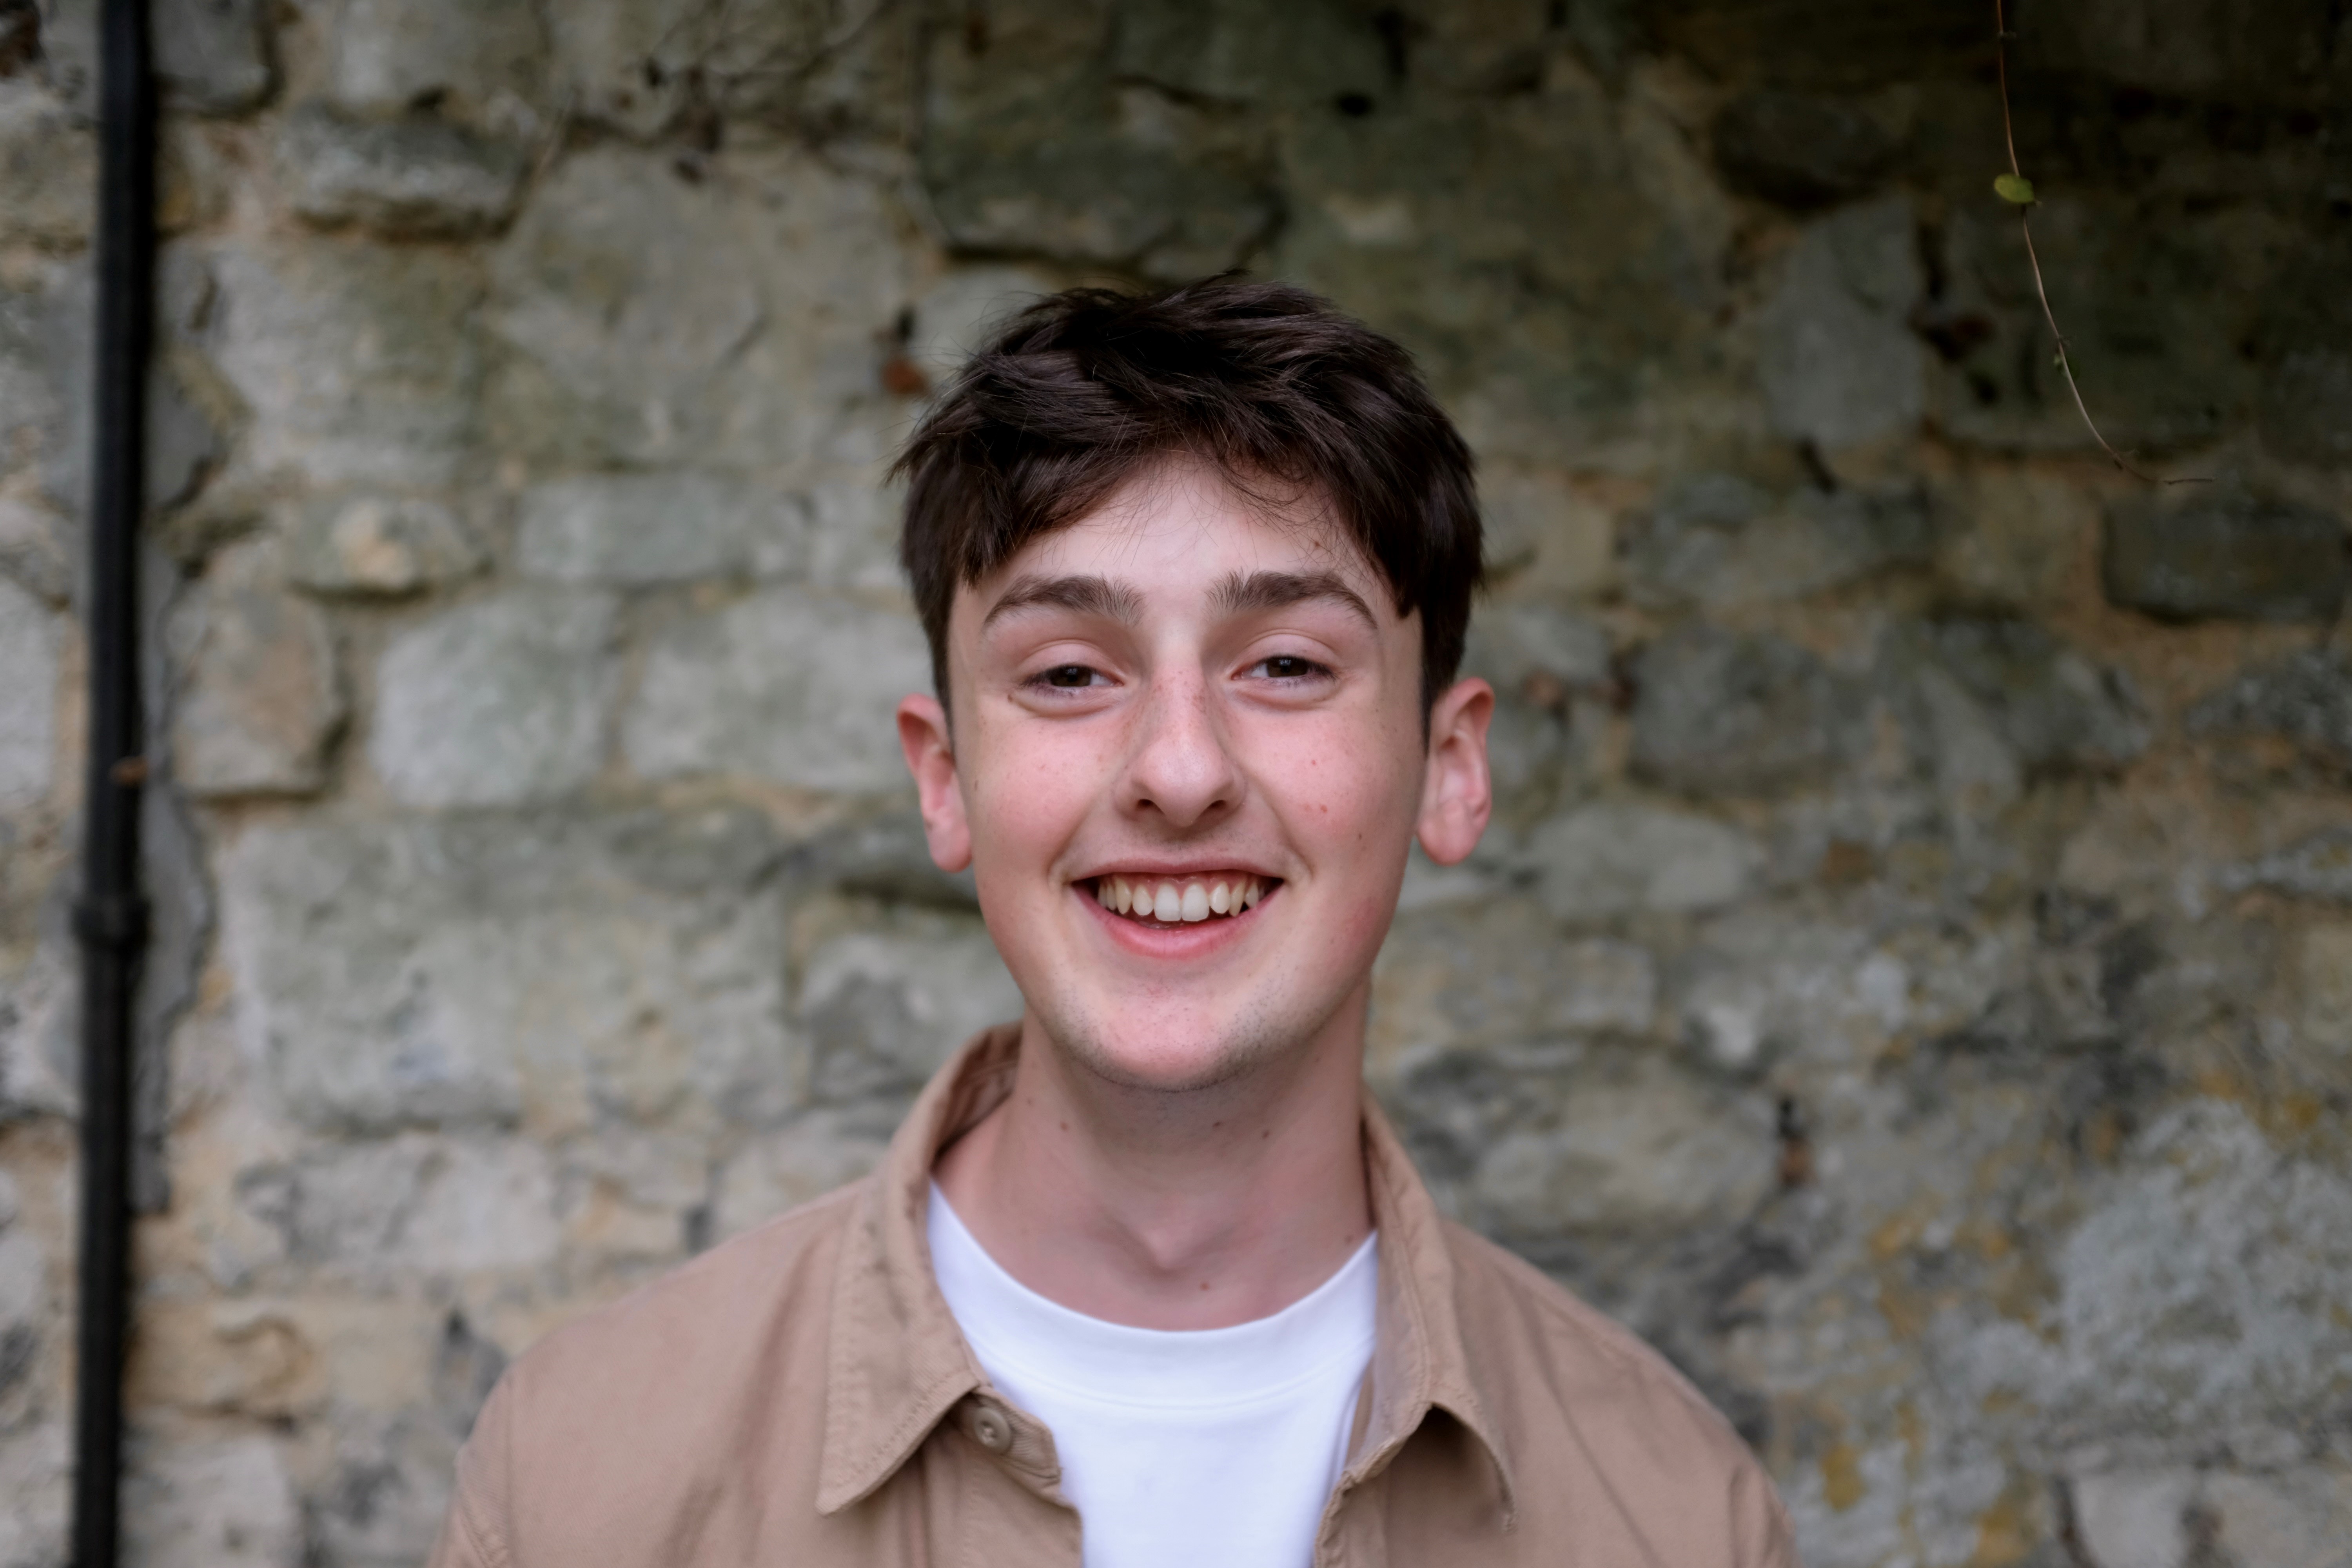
[[1254, 720, 1424, 872], [963, 720, 1111, 871]]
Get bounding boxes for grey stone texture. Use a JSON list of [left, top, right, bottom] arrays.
[[516, 472, 808, 586], [623, 587, 929, 794], [1757, 198, 1925, 452], [0, 576, 59, 811], [276, 102, 528, 238], [284, 492, 486, 597], [371, 589, 616, 807], [2103, 493, 2350, 623], [169, 583, 345, 797], [3, 3, 2348, 1563], [0, 78, 94, 248]]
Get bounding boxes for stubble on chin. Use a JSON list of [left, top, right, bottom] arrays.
[[1024, 984, 1343, 1102]]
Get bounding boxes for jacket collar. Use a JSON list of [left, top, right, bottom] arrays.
[[816, 1025, 1516, 1523]]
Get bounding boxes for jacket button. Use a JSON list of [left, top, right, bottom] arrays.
[[968, 1401, 1014, 1454]]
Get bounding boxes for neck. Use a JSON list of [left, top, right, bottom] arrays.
[[931, 989, 1375, 1330]]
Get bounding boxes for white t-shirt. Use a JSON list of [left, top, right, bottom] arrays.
[[927, 1184, 1378, 1568]]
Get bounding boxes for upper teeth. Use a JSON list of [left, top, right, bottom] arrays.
[[1094, 874, 1267, 922]]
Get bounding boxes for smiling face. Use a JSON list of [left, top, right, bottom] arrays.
[[898, 458, 1494, 1094]]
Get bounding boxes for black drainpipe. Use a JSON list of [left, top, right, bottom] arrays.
[[71, 0, 156, 1564]]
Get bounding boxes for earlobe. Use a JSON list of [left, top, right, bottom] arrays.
[[1415, 677, 1494, 867], [897, 693, 973, 873]]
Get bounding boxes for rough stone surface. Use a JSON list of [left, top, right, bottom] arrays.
[[0, 577, 59, 811], [2188, 651, 2352, 777], [1757, 198, 1924, 452], [169, 585, 345, 797], [122, 1435, 301, 1568], [624, 587, 929, 793], [516, 472, 808, 585], [1625, 478, 1933, 609], [1710, 89, 1897, 209], [370, 589, 616, 808], [202, 236, 484, 488], [2227, 828, 2352, 905], [220, 809, 798, 1136], [4, 5, 2347, 1561], [323, 0, 547, 130], [0, 78, 94, 247], [2103, 494, 2350, 622], [1632, 625, 1848, 797], [1525, 802, 1760, 922], [284, 492, 487, 597], [276, 102, 529, 238]]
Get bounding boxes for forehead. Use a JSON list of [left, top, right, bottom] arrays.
[[958, 459, 1392, 617]]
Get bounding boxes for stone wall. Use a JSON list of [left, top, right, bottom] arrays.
[[2, 1, 2348, 1563]]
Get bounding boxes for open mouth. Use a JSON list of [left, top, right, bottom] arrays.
[[1085, 873, 1277, 927]]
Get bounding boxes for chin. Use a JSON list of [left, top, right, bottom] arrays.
[[1033, 996, 1299, 1096]]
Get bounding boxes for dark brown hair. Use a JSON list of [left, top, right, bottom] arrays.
[[893, 274, 1483, 717]]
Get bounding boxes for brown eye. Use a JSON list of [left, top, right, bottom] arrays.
[[1258, 655, 1322, 680], [1043, 664, 1095, 687]]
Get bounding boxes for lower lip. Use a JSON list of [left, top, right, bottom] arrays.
[[1078, 883, 1276, 958]]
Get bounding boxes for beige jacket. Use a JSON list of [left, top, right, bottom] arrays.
[[430, 1025, 1796, 1566]]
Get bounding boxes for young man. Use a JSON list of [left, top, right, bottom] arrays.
[[428, 278, 1795, 1567]]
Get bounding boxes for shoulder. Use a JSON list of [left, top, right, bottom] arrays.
[[510, 1180, 860, 1412], [1438, 1220, 1795, 1565], [440, 1182, 866, 1566]]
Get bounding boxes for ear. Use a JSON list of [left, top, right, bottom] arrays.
[[1415, 676, 1494, 867], [898, 693, 972, 873]]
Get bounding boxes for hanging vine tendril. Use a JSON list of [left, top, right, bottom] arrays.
[[1991, 0, 2204, 486]]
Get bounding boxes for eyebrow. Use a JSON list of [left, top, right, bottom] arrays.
[[1210, 570, 1379, 631], [981, 573, 1145, 630]]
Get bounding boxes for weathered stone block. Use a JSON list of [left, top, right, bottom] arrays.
[[1472, 1060, 1775, 1236], [169, 584, 345, 798], [324, 0, 546, 129], [1710, 90, 1896, 209], [1632, 624, 1846, 797], [2043, 1102, 2352, 1440], [2068, 1468, 2196, 1568], [624, 586, 929, 794], [2227, 828, 2352, 905], [1757, 197, 1924, 451], [2187, 650, 2352, 776], [1524, 802, 1760, 922], [122, 1436, 300, 1568], [276, 102, 528, 238], [0, 1424, 67, 1568], [0, 79, 93, 248], [220, 809, 799, 1136], [802, 922, 1020, 1105], [2103, 494, 2348, 622], [154, 0, 276, 114], [371, 588, 614, 808], [516, 472, 808, 586], [0, 576, 59, 812], [202, 236, 483, 488], [919, 1, 1281, 276], [1626, 476, 1932, 608], [1916, 618, 2149, 775], [488, 145, 762, 465], [285, 492, 486, 597], [274, 1136, 561, 1275], [2296, 924, 2352, 1058], [1374, 902, 1655, 1066]]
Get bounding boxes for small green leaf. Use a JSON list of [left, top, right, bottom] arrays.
[[1994, 173, 2037, 205], [2052, 349, 2067, 368]]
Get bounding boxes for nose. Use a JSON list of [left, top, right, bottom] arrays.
[[1118, 668, 1243, 830]]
